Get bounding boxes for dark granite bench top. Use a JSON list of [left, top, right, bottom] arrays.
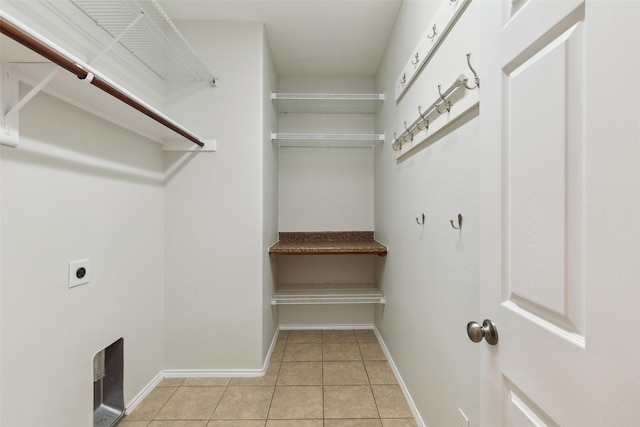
[[268, 231, 388, 256]]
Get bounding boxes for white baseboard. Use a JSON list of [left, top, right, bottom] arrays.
[[125, 328, 280, 414], [279, 323, 375, 330], [125, 371, 164, 415], [125, 326, 425, 427], [373, 326, 426, 427]]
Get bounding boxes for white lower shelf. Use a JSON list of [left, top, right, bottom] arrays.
[[271, 133, 385, 148], [271, 284, 385, 305]]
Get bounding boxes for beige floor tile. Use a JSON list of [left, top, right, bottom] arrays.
[[266, 420, 323, 426], [277, 330, 289, 342], [230, 364, 279, 386], [118, 421, 150, 427], [325, 420, 383, 427], [149, 422, 207, 427], [323, 361, 369, 385], [208, 421, 266, 427], [322, 330, 357, 343], [212, 386, 274, 420], [381, 419, 418, 427], [323, 342, 362, 361], [287, 330, 322, 343], [282, 343, 322, 361], [355, 329, 378, 343], [324, 386, 379, 419], [277, 362, 322, 385], [359, 343, 386, 360], [364, 361, 397, 385], [271, 342, 286, 362], [371, 385, 413, 419], [157, 378, 185, 387], [268, 386, 323, 419], [125, 386, 177, 420], [155, 386, 225, 420], [182, 377, 231, 387]]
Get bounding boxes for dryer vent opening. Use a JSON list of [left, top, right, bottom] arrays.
[[93, 338, 124, 427]]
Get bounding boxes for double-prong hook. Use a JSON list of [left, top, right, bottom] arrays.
[[411, 52, 420, 66], [392, 132, 402, 151], [404, 121, 413, 141], [464, 53, 480, 90], [427, 24, 437, 40], [450, 213, 463, 230], [416, 213, 425, 225], [417, 106, 430, 131], [435, 84, 451, 113]]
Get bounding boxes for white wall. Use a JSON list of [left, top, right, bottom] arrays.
[[374, 1, 481, 426], [0, 89, 165, 426], [262, 27, 279, 360], [163, 21, 271, 370]]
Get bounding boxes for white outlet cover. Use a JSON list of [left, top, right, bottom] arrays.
[[69, 259, 90, 288]]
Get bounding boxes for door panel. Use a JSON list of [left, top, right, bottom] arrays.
[[503, 12, 585, 339], [479, 1, 640, 426]]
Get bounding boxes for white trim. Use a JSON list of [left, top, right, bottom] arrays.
[[125, 371, 164, 415], [279, 323, 375, 331], [163, 368, 264, 378], [124, 328, 280, 414], [374, 326, 427, 427]]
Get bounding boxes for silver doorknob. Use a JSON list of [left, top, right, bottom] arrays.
[[467, 319, 498, 345]]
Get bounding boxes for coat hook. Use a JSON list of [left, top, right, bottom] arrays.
[[400, 73, 406, 85], [417, 106, 430, 131], [450, 213, 463, 229], [411, 52, 420, 66], [435, 84, 452, 113], [464, 53, 480, 90], [427, 24, 437, 40], [416, 213, 425, 225], [392, 132, 402, 151], [404, 121, 413, 141]]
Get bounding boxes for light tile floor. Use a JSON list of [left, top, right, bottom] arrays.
[[120, 329, 417, 427]]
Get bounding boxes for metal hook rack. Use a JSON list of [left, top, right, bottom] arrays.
[[392, 74, 467, 152], [391, 53, 480, 153]]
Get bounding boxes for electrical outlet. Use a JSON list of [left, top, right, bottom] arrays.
[[458, 407, 470, 427], [69, 259, 90, 288]]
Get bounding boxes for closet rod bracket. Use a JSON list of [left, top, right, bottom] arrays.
[[1, 66, 61, 147]]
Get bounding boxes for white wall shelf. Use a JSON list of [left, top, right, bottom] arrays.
[[271, 132, 384, 148], [0, 3, 215, 148], [271, 284, 386, 306], [272, 92, 384, 114]]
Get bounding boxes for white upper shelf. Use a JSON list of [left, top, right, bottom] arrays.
[[272, 93, 385, 114], [70, 0, 214, 84]]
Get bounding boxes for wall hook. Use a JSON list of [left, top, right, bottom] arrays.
[[464, 53, 480, 90], [435, 84, 452, 113], [411, 52, 420, 66], [417, 106, 430, 131], [404, 121, 413, 141], [416, 213, 425, 225], [400, 73, 407, 85], [427, 24, 437, 40], [392, 132, 402, 151], [450, 213, 463, 230]]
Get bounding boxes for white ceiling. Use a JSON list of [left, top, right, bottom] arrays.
[[158, 0, 404, 77]]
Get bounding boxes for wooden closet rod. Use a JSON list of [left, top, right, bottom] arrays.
[[0, 17, 205, 147]]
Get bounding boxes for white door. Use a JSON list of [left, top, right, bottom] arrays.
[[478, 1, 640, 426]]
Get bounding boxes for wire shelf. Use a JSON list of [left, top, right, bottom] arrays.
[[70, 0, 213, 83]]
